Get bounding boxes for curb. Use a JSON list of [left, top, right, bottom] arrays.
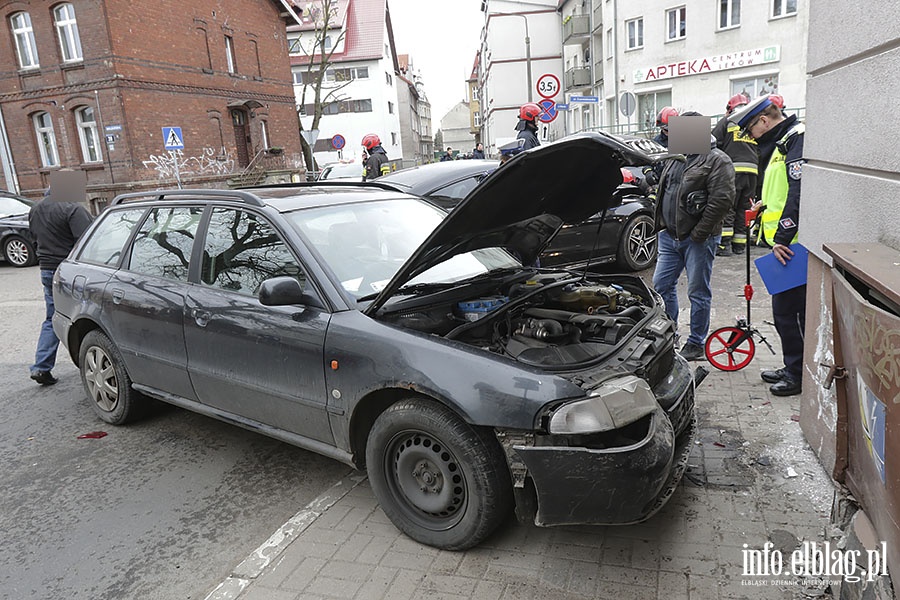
[[203, 474, 368, 600]]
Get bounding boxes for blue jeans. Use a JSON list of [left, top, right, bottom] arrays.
[[652, 230, 719, 346], [32, 269, 59, 373]]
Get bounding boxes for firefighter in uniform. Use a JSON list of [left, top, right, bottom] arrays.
[[361, 134, 390, 181], [712, 93, 758, 256], [653, 106, 678, 148], [515, 103, 542, 150], [731, 95, 805, 397]]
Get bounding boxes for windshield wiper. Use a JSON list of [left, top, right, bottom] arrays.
[[356, 281, 456, 303]]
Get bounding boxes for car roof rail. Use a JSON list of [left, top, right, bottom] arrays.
[[110, 189, 266, 207], [243, 181, 403, 193]]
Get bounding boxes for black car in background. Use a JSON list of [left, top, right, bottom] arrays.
[[0, 192, 37, 268], [52, 133, 697, 550], [380, 136, 666, 272]]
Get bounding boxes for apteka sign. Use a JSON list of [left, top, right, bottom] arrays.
[[634, 46, 780, 83]]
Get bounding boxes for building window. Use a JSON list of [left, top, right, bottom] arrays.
[[53, 4, 83, 62], [637, 90, 672, 130], [324, 66, 369, 82], [10, 12, 39, 69], [388, 101, 394, 114], [225, 35, 236, 73], [666, 6, 686, 41], [626, 18, 643, 50], [33, 112, 59, 167], [300, 99, 372, 115], [385, 72, 393, 85], [474, 111, 481, 127], [250, 39, 262, 77], [606, 28, 613, 58], [391, 133, 398, 145], [719, 0, 741, 28], [472, 87, 479, 101], [324, 35, 332, 50], [76, 106, 101, 163], [771, 0, 797, 18], [731, 74, 779, 98]]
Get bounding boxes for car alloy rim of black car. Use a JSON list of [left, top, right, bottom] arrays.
[[628, 219, 657, 267], [5, 238, 31, 266], [385, 429, 468, 530], [84, 345, 120, 412]]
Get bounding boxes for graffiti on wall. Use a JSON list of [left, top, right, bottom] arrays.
[[143, 148, 236, 179], [812, 280, 837, 432]]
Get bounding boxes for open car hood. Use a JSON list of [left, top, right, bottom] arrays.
[[365, 132, 657, 315]]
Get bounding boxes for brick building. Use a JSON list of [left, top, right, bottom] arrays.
[[0, 0, 304, 209]]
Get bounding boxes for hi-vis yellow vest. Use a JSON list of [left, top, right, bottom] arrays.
[[760, 123, 804, 245]]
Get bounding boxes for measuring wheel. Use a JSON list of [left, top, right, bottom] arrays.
[[705, 326, 756, 371]]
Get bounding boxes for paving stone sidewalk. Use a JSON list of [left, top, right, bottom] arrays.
[[206, 250, 837, 600]]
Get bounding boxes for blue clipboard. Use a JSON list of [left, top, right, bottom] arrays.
[[754, 243, 808, 295]]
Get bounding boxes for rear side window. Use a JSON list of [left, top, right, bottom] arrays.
[[201, 208, 303, 297], [128, 206, 203, 281], [78, 208, 146, 266]]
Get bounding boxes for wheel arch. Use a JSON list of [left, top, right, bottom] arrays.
[[66, 317, 104, 366]]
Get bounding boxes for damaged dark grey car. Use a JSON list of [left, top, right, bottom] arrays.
[[53, 132, 697, 550]]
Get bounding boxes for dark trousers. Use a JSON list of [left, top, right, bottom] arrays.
[[772, 284, 806, 380], [721, 172, 757, 246]]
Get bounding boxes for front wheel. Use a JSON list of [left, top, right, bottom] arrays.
[[79, 330, 146, 425], [616, 214, 658, 271], [366, 398, 512, 550], [3, 235, 37, 267]]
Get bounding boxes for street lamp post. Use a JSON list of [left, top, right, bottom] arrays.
[[505, 14, 532, 102]]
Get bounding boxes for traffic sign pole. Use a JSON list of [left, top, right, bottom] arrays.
[[169, 150, 182, 189]]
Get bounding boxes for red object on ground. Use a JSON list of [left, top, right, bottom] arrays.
[[77, 431, 108, 439]]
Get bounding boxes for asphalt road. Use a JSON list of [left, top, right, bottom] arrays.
[[0, 263, 352, 599]]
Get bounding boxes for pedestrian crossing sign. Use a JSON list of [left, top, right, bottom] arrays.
[[162, 127, 184, 150]]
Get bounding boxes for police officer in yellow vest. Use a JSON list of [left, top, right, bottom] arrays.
[[712, 93, 758, 256], [731, 95, 805, 397]]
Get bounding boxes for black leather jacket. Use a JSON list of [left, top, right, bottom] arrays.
[[654, 148, 735, 242]]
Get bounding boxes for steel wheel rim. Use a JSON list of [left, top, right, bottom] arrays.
[[5, 239, 30, 266], [84, 346, 119, 412], [628, 219, 657, 267], [384, 430, 467, 531]]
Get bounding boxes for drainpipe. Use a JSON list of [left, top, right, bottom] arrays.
[[613, 0, 619, 128], [0, 106, 20, 193]]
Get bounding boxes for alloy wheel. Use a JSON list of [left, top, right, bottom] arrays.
[[83, 346, 119, 412], [5, 238, 31, 266], [627, 218, 657, 267]]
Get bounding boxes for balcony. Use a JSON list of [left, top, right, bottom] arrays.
[[563, 14, 590, 44], [592, 4, 603, 31], [593, 61, 604, 84], [565, 66, 591, 90]]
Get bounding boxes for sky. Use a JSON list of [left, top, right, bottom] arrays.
[[387, 0, 484, 124]]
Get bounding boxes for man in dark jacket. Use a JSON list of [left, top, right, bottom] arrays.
[[472, 143, 485, 159], [440, 147, 454, 162], [361, 133, 389, 180], [28, 194, 93, 384], [731, 95, 805, 396], [652, 116, 735, 361]]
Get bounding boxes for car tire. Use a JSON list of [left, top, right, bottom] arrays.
[[616, 214, 657, 271], [366, 397, 512, 550], [78, 330, 145, 425], [3, 235, 37, 267]]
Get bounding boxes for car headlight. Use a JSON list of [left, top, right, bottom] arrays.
[[548, 375, 657, 434]]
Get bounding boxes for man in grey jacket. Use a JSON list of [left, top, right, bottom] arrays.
[[652, 112, 735, 361]]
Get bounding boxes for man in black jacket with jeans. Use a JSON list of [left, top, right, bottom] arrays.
[[28, 196, 92, 384], [652, 114, 735, 361]]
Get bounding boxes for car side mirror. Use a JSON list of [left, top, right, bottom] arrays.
[[259, 275, 323, 309]]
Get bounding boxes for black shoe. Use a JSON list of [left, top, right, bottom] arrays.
[[761, 368, 789, 384], [680, 342, 705, 361], [770, 377, 801, 397], [30, 371, 58, 386], [731, 244, 746, 255], [715, 245, 732, 257]]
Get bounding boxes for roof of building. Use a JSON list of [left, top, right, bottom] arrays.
[[289, 0, 397, 68]]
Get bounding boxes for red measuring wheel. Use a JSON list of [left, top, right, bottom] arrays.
[[704, 326, 756, 371]]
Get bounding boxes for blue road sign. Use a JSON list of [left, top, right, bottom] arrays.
[[538, 98, 557, 123], [570, 95, 599, 103], [162, 127, 184, 150], [332, 134, 346, 150], [556, 103, 569, 111]]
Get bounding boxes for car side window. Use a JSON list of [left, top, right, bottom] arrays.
[[201, 208, 305, 297], [78, 208, 147, 267], [128, 206, 202, 281], [429, 176, 482, 205]]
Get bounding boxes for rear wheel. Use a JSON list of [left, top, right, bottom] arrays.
[[366, 398, 512, 550], [616, 214, 657, 271], [3, 235, 37, 267], [79, 330, 145, 424]]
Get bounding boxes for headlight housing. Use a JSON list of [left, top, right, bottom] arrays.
[[548, 375, 657, 434]]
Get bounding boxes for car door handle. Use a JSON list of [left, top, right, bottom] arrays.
[[111, 288, 124, 304], [192, 308, 210, 327]]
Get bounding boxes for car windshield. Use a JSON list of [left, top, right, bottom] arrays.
[[0, 196, 32, 218], [286, 198, 519, 299], [321, 163, 362, 179]]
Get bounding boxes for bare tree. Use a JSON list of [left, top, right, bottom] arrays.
[[291, 0, 355, 172]]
